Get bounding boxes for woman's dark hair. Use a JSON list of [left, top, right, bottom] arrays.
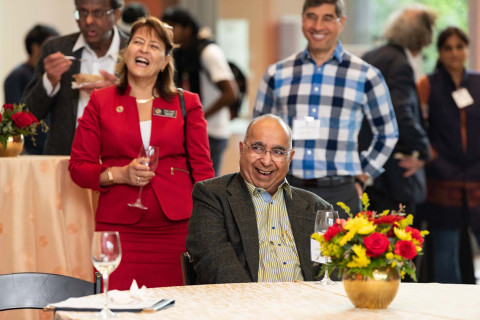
[[116, 17, 177, 100], [161, 6, 200, 36], [435, 26, 469, 71]]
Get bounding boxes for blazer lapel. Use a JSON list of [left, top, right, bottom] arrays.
[[227, 174, 260, 282], [285, 189, 315, 281]]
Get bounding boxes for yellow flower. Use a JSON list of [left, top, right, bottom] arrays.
[[347, 245, 371, 268], [380, 209, 390, 216], [397, 214, 413, 228], [346, 215, 376, 235], [311, 233, 322, 242], [336, 201, 351, 217], [361, 193, 370, 211], [385, 252, 394, 260], [394, 227, 412, 241]]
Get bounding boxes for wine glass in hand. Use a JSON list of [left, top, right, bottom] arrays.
[[127, 145, 159, 210], [91, 231, 122, 319], [315, 210, 339, 285]]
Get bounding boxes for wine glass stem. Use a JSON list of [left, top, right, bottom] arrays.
[[136, 186, 144, 203], [324, 269, 329, 280], [103, 274, 109, 310]]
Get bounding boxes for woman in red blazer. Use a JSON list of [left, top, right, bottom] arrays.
[[69, 17, 214, 289]]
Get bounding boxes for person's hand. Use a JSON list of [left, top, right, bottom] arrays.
[[78, 69, 119, 95], [121, 158, 155, 186], [354, 173, 369, 198], [44, 52, 72, 87], [397, 155, 425, 178]]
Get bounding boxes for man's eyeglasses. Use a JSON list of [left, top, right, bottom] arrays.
[[74, 9, 114, 21], [303, 13, 340, 26], [243, 142, 290, 161]]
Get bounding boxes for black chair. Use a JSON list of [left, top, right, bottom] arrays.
[[0, 272, 101, 311], [180, 252, 197, 285]]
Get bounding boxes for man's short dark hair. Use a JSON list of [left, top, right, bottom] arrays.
[[161, 6, 200, 36], [74, 0, 124, 10], [302, 0, 346, 17], [109, 0, 124, 10], [25, 24, 59, 55]]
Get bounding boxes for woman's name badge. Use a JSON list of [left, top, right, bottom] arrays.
[[452, 88, 474, 109], [153, 108, 177, 118], [292, 117, 321, 140]]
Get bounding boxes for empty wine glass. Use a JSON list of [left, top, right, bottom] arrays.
[[127, 145, 159, 210], [91, 231, 122, 319], [315, 210, 339, 285]]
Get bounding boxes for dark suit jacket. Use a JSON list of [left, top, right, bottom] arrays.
[[186, 173, 333, 284], [22, 30, 128, 155], [360, 43, 431, 204]]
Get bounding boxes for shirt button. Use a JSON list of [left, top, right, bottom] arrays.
[[314, 87, 319, 92], [312, 108, 316, 112], [272, 226, 276, 230], [283, 262, 287, 265], [307, 150, 312, 155]]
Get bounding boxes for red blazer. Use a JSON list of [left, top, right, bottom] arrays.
[[69, 85, 214, 224]]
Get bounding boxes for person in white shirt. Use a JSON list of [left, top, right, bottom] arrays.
[[162, 6, 239, 176], [22, 0, 128, 155]]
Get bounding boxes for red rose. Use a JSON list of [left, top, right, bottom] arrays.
[[374, 214, 404, 225], [12, 111, 34, 128], [394, 240, 417, 259], [406, 226, 424, 245], [363, 232, 390, 257], [323, 224, 343, 241], [3, 104, 14, 111], [26, 111, 38, 124], [0, 112, 2, 122]]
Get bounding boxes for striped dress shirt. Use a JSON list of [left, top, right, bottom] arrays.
[[254, 41, 398, 179], [244, 180, 304, 282]]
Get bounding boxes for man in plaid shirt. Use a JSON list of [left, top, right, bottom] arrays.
[[253, 0, 398, 217]]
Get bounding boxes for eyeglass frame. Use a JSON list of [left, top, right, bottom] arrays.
[[74, 8, 115, 21], [303, 12, 341, 25], [243, 141, 291, 161]]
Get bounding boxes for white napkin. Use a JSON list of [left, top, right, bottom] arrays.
[[50, 279, 160, 310]]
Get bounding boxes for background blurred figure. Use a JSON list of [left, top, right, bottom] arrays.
[[69, 17, 214, 289], [359, 4, 436, 215], [162, 6, 238, 176], [117, 1, 149, 35], [417, 27, 480, 284], [22, 0, 128, 155], [3, 24, 58, 154]]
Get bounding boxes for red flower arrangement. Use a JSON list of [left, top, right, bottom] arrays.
[[0, 103, 48, 149], [311, 194, 429, 280]]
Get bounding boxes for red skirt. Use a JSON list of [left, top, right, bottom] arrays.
[[96, 184, 188, 290]]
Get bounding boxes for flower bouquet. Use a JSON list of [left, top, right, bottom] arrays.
[[312, 193, 428, 281], [311, 194, 428, 308], [0, 103, 47, 149]]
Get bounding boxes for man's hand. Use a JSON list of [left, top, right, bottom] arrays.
[[354, 173, 369, 198], [79, 69, 119, 95], [44, 52, 72, 87], [398, 155, 425, 178]]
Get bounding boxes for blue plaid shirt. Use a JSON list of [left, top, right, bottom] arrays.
[[253, 41, 398, 179]]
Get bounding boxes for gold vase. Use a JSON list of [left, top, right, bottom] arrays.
[[343, 267, 400, 309], [0, 135, 24, 157]]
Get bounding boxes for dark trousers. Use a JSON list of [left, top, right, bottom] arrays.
[[208, 136, 228, 177], [287, 174, 360, 220]]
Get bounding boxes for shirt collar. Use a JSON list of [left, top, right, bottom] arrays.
[[72, 26, 121, 59], [301, 40, 344, 64], [244, 179, 293, 200]]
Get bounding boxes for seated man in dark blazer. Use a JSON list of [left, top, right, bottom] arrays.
[[186, 114, 332, 284]]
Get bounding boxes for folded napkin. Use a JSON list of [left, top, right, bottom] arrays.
[[48, 279, 174, 312]]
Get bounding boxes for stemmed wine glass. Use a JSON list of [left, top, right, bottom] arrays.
[[91, 231, 122, 319], [127, 145, 159, 210], [315, 210, 339, 285]]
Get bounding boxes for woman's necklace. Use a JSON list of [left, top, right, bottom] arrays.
[[136, 96, 155, 104]]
